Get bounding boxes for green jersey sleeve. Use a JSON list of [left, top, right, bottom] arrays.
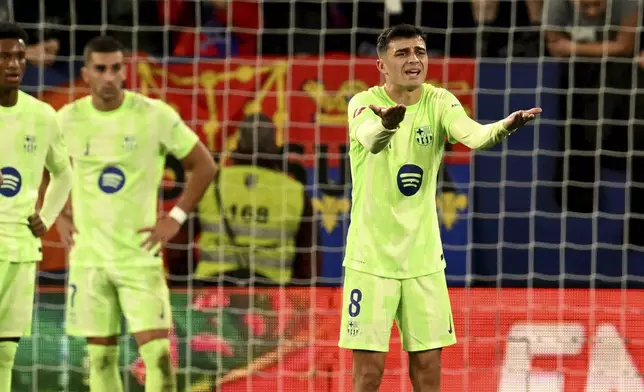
[[436, 89, 469, 144], [155, 100, 199, 160], [347, 91, 381, 142], [44, 107, 70, 175]]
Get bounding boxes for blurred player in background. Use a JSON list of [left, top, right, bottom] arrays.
[[338, 24, 540, 392], [0, 22, 72, 392], [55, 36, 216, 392]]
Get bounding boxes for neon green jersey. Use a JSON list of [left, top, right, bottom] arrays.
[[58, 91, 199, 266], [0, 91, 69, 262], [343, 83, 468, 279]]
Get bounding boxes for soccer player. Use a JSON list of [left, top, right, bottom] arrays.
[[338, 24, 541, 392], [55, 36, 216, 392], [0, 22, 72, 392]]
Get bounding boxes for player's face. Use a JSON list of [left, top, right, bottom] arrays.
[[0, 38, 26, 90], [378, 37, 428, 91], [83, 51, 126, 102], [574, 0, 605, 19]]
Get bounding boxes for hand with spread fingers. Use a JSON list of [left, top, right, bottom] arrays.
[[502, 108, 542, 132], [369, 104, 406, 130]]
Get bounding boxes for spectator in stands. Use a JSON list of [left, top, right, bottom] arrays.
[[160, 0, 260, 57], [25, 40, 59, 67], [544, 0, 643, 244], [471, 0, 544, 57], [194, 114, 320, 286], [7, 0, 112, 62], [0, 0, 59, 67]]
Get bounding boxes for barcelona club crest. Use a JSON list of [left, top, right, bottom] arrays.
[[24, 135, 36, 153], [347, 319, 359, 337], [123, 135, 137, 152], [415, 126, 432, 146]]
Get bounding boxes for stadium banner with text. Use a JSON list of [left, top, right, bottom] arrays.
[[14, 288, 644, 392], [37, 56, 474, 283]]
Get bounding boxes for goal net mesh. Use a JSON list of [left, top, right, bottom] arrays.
[[8, 0, 644, 391]]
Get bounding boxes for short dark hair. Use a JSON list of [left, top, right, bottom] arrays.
[[376, 24, 425, 54], [84, 35, 124, 63], [0, 22, 28, 44]]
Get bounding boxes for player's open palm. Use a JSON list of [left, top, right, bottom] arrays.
[[55, 214, 78, 248], [369, 104, 406, 130], [503, 108, 542, 132], [138, 216, 181, 251], [28, 214, 48, 238]]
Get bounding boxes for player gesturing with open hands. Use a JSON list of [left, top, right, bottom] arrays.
[[340, 24, 541, 392], [369, 104, 406, 129]]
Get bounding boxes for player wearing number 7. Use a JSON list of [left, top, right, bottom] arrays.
[[55, 36, 216, 392], [339, 24, 541, 392]]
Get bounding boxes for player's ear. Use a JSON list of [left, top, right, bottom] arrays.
[[81, 66, 90, 84], [376, 58, 387, 76]]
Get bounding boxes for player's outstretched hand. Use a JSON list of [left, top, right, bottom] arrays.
[[138, 216, 181, 251], [369, 104, 406, 130], [28, 214, 47, 238], [55, 214, 78, 248], [503, 108, 542, 132]]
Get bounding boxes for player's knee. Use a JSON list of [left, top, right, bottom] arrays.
[[139, 338, 173, 374], [353, 364, 384, 391], [408, 349, 441, 389], [87, 344, 119, 371], [352, 353, 385, 392]]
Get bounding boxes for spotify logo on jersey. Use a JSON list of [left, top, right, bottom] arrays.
[[0, 167, 22, 197], [98, 166, 126, 194], [397, 164, 423, 197]]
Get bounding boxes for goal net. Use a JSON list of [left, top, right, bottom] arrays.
[[10, 0, 644, 391]]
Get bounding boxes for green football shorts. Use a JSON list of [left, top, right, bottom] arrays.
[[338, 267, 456, 352], [66, 264, 172, 337], [0, 261, 36, 338]]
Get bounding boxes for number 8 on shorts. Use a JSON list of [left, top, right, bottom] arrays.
[[348, 288, 362, 317], [338, 268, 403, 352]]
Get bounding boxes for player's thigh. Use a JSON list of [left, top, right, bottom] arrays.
[[66, 265, 122, 337], [0, 262, 36, 338], [397, 270, 456, 352], [338, 268, 401, 352], [115, 265, 172, 334]]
